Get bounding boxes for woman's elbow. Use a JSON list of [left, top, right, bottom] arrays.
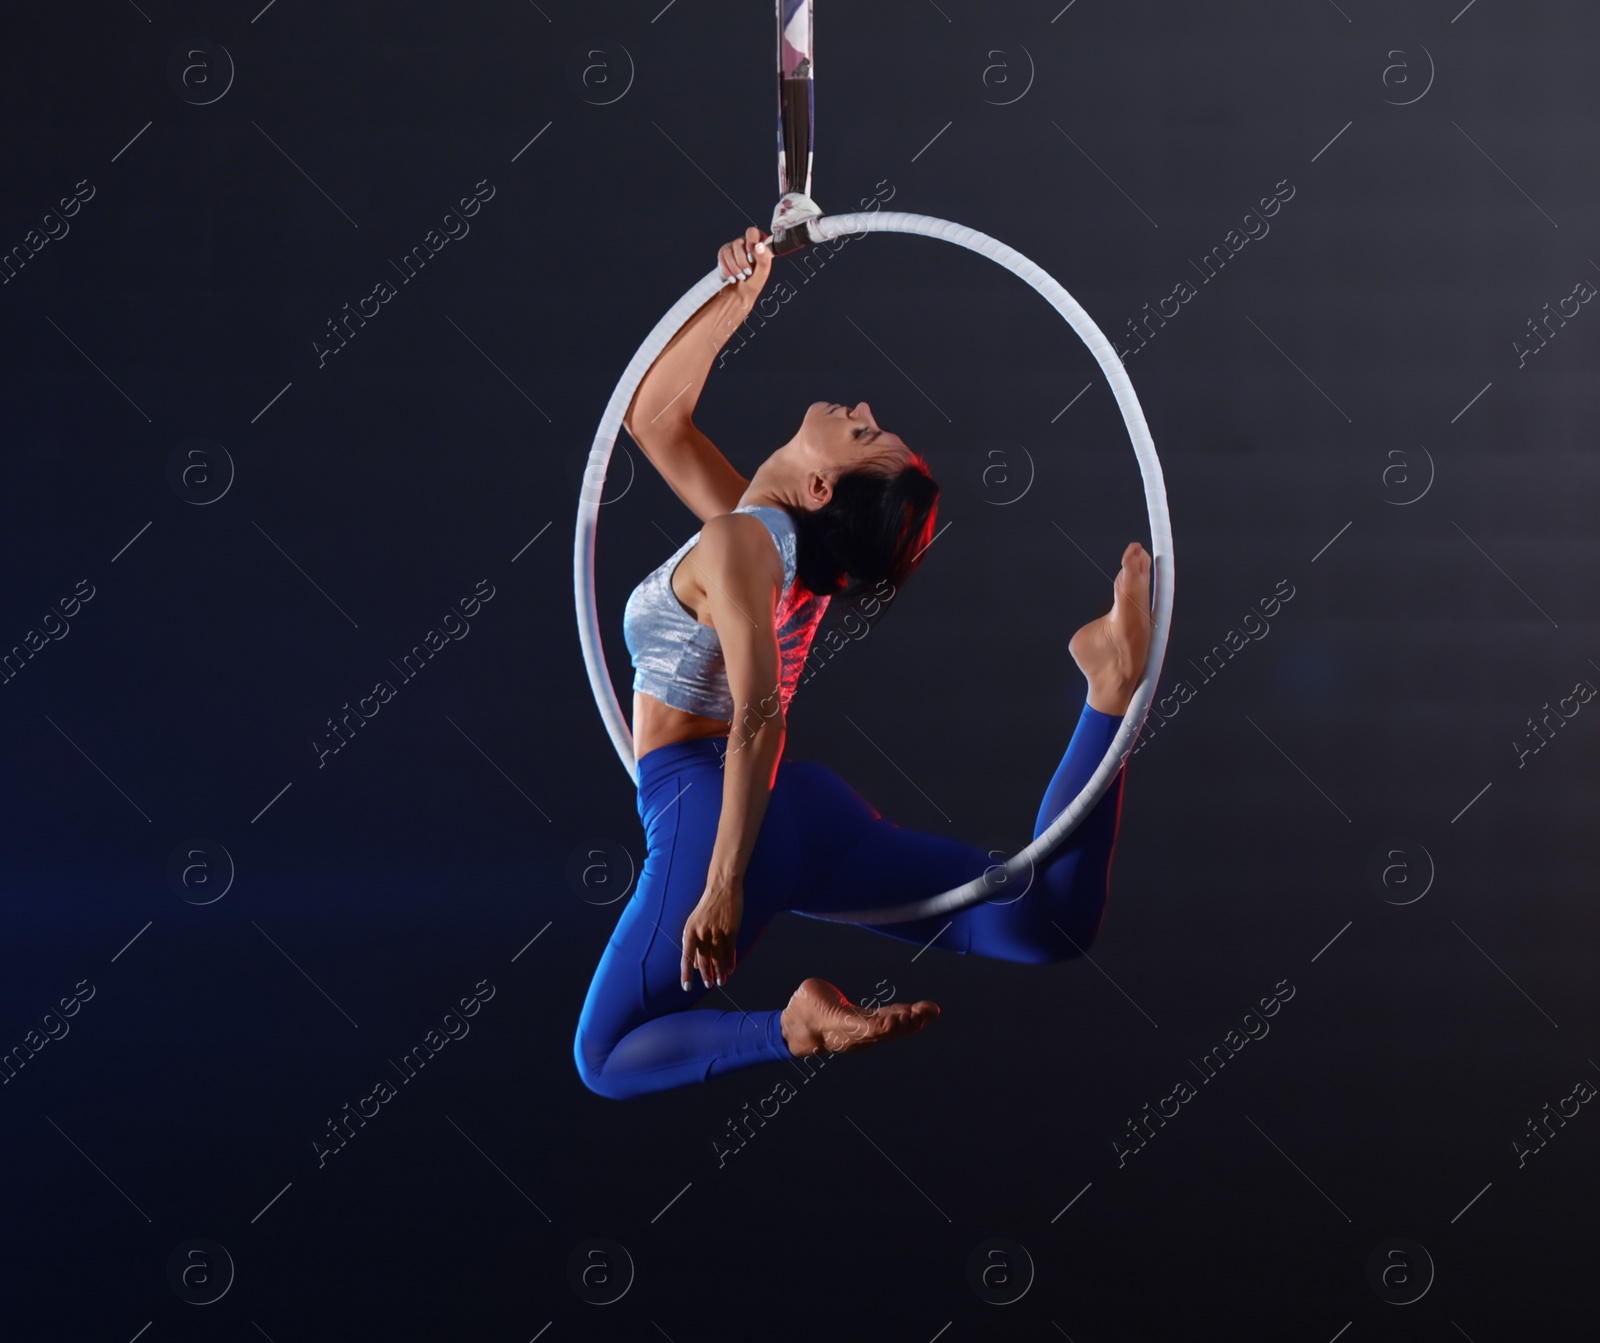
[[729, 702, 784, 750], [722, 682, 785, 760]]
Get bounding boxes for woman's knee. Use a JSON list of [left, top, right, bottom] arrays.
[[984, 881, 1107, 964], [573, 1027, 629, 1101]]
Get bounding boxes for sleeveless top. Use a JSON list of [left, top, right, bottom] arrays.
[[623, 505, 831, 720]]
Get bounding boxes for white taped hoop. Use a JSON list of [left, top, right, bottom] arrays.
[[575, 210, 1172, 924]]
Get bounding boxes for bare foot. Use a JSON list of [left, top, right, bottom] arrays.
[[1068, 541, 1154, 716], [779, 977, 939, 1058]]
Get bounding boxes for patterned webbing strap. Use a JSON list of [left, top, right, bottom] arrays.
[[772, 0, 816, 256]]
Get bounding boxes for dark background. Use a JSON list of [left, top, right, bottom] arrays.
[[2, 1, 1595, 1339]]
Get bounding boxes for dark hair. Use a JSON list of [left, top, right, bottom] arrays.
[[779, 452, 941, 604]]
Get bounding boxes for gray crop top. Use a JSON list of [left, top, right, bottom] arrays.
[[623, 505, 832, 720]]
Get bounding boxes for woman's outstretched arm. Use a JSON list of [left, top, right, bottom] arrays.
[[622, 227, 773, 524], [676, 511, 785, 991]]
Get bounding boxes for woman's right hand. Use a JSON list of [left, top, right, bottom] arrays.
[[719, 226, 772, 292], [681, 873, 745, 990]]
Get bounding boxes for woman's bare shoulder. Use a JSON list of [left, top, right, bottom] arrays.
[[696, 510, 784, 587]]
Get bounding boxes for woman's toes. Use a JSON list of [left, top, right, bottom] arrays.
[[1069, 543, 1153, 714], [1112, 546, 1152, 626]]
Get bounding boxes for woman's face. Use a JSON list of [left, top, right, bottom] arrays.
[[795, 400, 910, 488]]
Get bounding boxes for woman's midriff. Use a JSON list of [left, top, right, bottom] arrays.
[[632, 690, 731, 763]]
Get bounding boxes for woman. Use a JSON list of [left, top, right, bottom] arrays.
[[574, 226, 1152, 1100]]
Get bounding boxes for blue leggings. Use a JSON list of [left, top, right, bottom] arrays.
[[573, 701, 1127, 1100]]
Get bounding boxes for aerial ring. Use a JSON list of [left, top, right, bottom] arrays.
[[575, 210, 1174, 923]]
